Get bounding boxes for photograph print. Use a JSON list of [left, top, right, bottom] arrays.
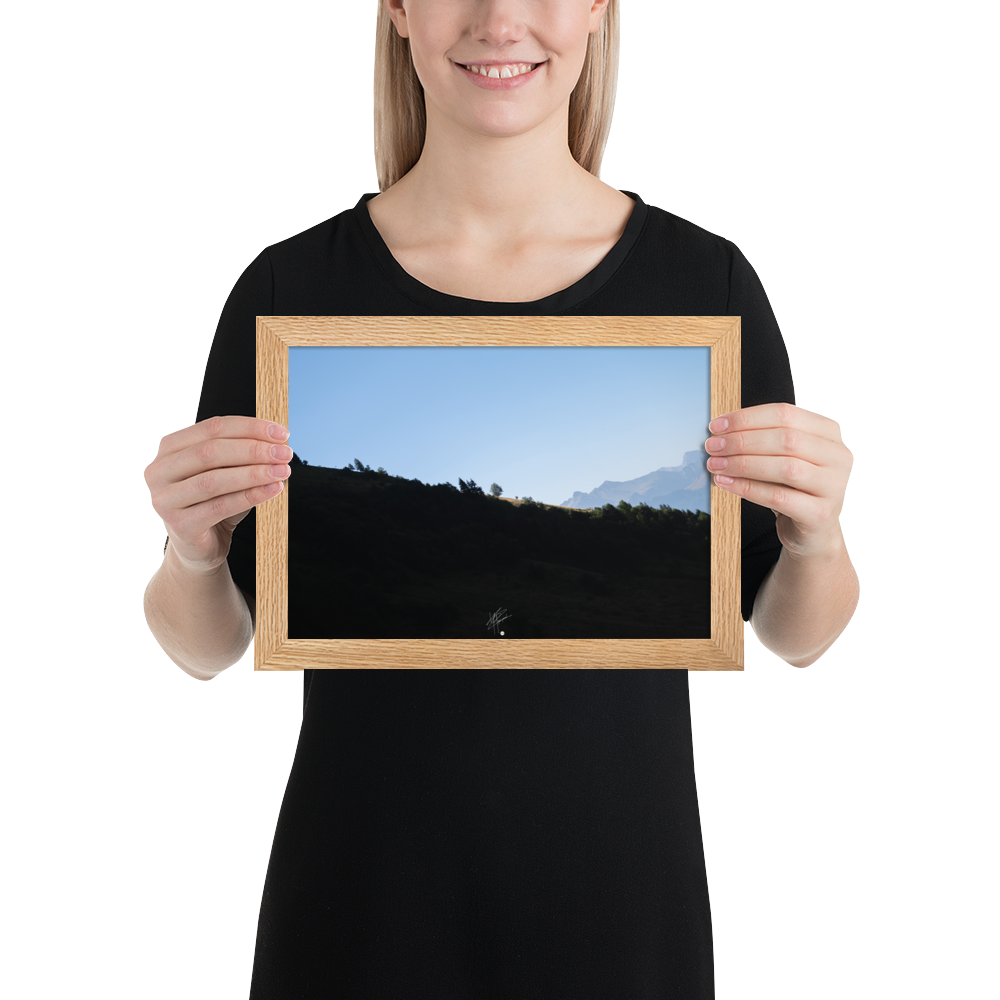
[[286, 343, 711, 640]]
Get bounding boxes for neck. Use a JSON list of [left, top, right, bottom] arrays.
[[388, 98, 596, 242]]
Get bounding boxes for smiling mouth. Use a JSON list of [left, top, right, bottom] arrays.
[[457, 62, 542, 79]]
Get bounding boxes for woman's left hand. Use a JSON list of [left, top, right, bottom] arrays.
[[705, 402, 853, 559]]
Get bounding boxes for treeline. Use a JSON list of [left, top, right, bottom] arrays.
[[581, 499, 710, 540], [293, 454, 504, 497]]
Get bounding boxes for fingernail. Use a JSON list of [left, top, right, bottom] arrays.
[[706, 437, 726, 452], [263, 481, 282, 495], [709, 417, 729, 433], [270, 445, 292, 461], [707, 456, 727, 471], [714, 474, 734, 485], [268, 424, 289, 440], [269, 464, 291, 478]]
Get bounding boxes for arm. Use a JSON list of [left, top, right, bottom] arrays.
[[749, 524, 859, 668], [143, 543, 256, 681]]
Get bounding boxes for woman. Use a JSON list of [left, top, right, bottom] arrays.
[[145, 1, 858, 995]]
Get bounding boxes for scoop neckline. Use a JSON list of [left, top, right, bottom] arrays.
[[354, 190, 648, 312]]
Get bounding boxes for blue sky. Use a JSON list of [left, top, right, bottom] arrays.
[[288, 346, 710, 506]]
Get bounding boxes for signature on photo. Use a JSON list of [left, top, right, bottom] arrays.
[[486, 607, 512, 637]]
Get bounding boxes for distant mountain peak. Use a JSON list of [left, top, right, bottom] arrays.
[[561, 449, 710, 514]]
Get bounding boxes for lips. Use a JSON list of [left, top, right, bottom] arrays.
[[454, 60, 546, 90], [459, 62, 539, 78]]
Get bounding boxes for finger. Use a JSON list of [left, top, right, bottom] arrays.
[[162, 438, 293, 492], [160, 465, 287, 535], [156, 415, 289, 461], [706, 453, 837, 498], [704, 427, 846, 470], [156, 460, 291, 519], [147, 416, 292, 492], [710, 403, 843, 445], [169, 480, 285, 542], [711, 473, 835, 524]]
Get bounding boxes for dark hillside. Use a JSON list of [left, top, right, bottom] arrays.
[[288, 465, 710, 639]]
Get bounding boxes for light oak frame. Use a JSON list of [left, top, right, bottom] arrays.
[[256, 316, 741, 671]]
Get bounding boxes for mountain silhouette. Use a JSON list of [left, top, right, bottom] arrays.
[[560, 450, 710, 514]]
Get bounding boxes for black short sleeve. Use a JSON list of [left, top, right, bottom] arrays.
[[192, 248, 274, 599], [726, 240, 796, 621]]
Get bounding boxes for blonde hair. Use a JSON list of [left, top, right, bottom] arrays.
[[374, 0, 620, 192]]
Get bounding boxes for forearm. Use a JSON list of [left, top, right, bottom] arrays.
[[750, 523, 859, 668], [143, 541, 254, 680]]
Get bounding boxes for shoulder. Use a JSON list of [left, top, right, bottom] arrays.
[[631, 195, 777, 316], [263, 200, 361, 269], [254, 196, 391, 313], [637, 197, 740, 271]]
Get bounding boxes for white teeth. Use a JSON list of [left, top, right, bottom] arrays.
[[463, 62, 537, 78]]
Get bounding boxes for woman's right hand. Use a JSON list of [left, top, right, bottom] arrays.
[[145, 415, 292, 574]]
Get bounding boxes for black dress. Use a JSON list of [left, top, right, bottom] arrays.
[[195, 192, 794, 999]]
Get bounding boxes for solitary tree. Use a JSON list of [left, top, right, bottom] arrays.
[[352, 458, 372, 473], [489, 483, 503, 497]]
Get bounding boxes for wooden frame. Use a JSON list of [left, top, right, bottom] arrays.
[[256, 316, 741, 671]]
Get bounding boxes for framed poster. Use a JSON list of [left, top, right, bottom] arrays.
[[256, 316, 741, 670]]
